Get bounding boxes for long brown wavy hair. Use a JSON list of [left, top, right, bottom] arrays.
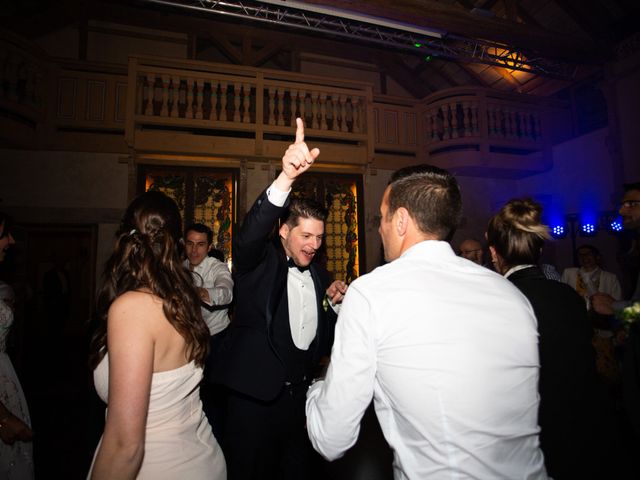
[[89, 191, 209, 369]]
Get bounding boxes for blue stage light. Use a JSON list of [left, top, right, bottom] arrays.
[[551, 224, 565, 238], [580, 222, 596, 236], [609, 220, 623, 232]]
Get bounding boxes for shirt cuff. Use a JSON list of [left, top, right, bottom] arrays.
[[266, 180, 290, 207]]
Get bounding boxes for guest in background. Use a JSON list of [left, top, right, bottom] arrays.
[[457, 237, 485, 265], [592, 181, 640, 454], [562, 244, 623, 387], [487, 198, 615, 479], [184, 223, 233, 439], [87, 192, 226, 479], [0, 212, 34, 480], [561, 244, 622, 309]]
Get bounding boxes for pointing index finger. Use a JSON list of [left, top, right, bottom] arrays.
[[295, 117, 305, 144]]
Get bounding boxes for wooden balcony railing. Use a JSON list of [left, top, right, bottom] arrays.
[[2, 29, 572, 178], [126, 56, 374, 164], [418, 87, 568, 177]]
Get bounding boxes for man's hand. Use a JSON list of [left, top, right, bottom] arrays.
[[326, 280, 348, 306], [197, 287, 211, 303], [275, 118, 320, 190], [591, 292, 615, 316]]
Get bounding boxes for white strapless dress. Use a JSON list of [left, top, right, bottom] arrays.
[[88, 354, 226, 479]]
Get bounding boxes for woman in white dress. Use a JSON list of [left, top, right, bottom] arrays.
[[0, 213, 34, 480], [87, 191, 226, 479]]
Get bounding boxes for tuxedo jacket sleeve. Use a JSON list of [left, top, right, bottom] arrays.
[[210, 190, 337, 401]]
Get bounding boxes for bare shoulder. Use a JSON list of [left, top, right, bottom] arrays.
[[108, 290, 164, 323]]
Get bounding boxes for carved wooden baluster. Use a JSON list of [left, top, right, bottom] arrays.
[[427, 109, 434, 141], [299, 91, 308, 126], [219, 81, 227, 121], [505, 108, 514, 138], [193, 79, 203, 120], [442, 104, 451, 140], [328, 96, 338, 131], [184, 78, 193, 119], [340, 95, 348, 132], [319, 92, 328, 130], [169, 77, 178, 118], [266, 87, 274, 125], [290, 89, 298, 126], [231, 83, 240, 122], [470, 103, 479, 134], [352, 97, 361, 133], [160, 75, 170, 117], [241, 83, 250, 123], [533, 113, 542, 140], [276, 87, 284, 126], [308, 91, 317, 129], [450, 102, 459, 138], [143, 74, 154, 116], [462, 102, 471, 137], [487, 106, 495, 137]]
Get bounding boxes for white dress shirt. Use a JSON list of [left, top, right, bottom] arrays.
[[184, 256, 233, 335], [306, 240, 547, 479]]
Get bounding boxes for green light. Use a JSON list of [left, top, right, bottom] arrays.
[[414, 42, 422, 48], [424, 55, 432, 62]]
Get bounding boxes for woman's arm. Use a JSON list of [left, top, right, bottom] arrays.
[[90, 292, 155, 480]]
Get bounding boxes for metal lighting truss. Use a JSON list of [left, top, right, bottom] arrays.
[[139, 0, 576, 78]]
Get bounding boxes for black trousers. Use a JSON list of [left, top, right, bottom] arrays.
[[202, 330, 229, 440], [223, 384, 314, 480]]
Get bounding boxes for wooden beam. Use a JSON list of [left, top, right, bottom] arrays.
[[553, 0, 615, 41], [299, 0, 606, 61]]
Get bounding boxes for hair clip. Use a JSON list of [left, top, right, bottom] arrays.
[[129, 229, 137, 235]]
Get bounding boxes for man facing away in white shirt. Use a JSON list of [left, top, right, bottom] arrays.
[[184, 223, 234, 439], [306, 164, 548, 479]]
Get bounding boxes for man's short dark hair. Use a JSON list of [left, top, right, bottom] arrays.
[[576, 244, 600, 257], [623, 182, 640, 193], [185, 223, 213, 245], [282, 198, 328, 228], [387, 164, 462, 240]]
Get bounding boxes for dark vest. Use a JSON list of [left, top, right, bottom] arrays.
[[271, 287, 317, 385]]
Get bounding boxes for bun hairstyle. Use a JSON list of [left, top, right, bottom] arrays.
[[486, 198, 551, 268], [89, 191, 209, 369]]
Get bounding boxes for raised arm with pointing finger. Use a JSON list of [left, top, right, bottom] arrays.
[[210, 118, 343, 480]]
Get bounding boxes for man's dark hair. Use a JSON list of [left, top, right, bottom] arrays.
[[576, 244, 600, 257], [282, 198, 328, 228], [387, 164, 462, 240], [185, 223, 213, 245], [623, 182, 640, 193]]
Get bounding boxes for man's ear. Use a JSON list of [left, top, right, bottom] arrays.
[[396, 208, 410, 236], [279, 223, 290, 240]]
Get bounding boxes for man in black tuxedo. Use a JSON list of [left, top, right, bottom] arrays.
[[212, 118, 347, 480]]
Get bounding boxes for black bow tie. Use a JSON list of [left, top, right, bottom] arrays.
[[287, 257, 309, 273]]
